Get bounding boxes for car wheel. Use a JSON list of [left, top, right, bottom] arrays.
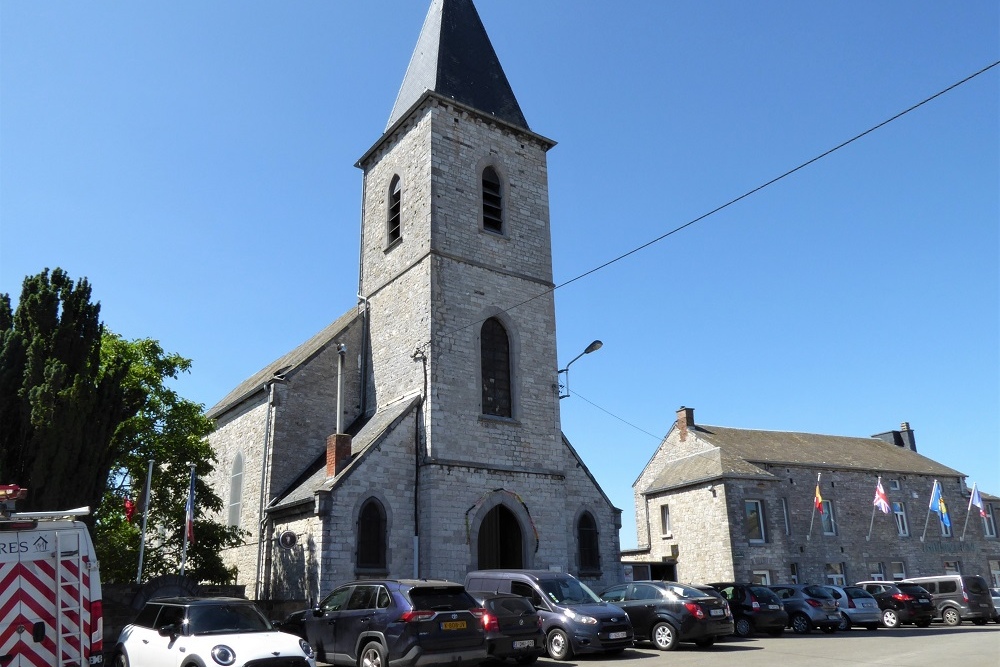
[[734, 617, 753, 637], [914, 619, 932, 628], [790, 613, 812, 634], [515, 656, 539, 665], [359, 641, 386, 667], [838, 613, 851, 631], [764, 628, 785, 637], [881, 609, 900, 628], [113, 651, 130, 667], [651, 621, 679, 650], [942, 607, 961, 627], [694, 636, 716, 648], [546, 628, 573, 661]]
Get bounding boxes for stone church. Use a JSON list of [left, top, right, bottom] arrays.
[[205, 0, 624, 606]]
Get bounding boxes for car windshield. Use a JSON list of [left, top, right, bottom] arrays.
[[409, 588, 477, 611], [964, 577, 989, 595], [538, 578, 601, 605], [188, 604, 272, 635], [749, 586, 780, 603], [897, 584, 929, 596], [803, 586, 835, 599], [844, 587, 874, 599], [657, 583, 710, 599]]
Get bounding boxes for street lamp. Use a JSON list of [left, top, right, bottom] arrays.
[[558, 340, 603, 399]]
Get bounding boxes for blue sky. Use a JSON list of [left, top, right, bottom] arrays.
[[2, 1, 997, 551]]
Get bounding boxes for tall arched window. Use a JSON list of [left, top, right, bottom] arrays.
[[577, 511, 600, 572], [481, 317, 511, 417], [357, 498, 387, 570], [482, 166, 503, 233], [387, 175, 402, 245], [227, 453, 243, 527]]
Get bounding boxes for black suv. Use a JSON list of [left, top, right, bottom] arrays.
[[709, 582, 788, 637], [855, 581, 935, 628], [283, 579, 487, 667], [470, 592, 545, 664]]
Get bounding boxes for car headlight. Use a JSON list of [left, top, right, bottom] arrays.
[[299, 638, 315, 658], [563, 609, 597, 625], [211, 644, 236, 666]]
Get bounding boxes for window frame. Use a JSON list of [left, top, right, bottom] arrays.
[[480, 317, 513, 418], [577, 511, 601, 574], [227, 452, 244, 528], [821, 499, 837, 535], [387, 175, 402, 247], [745, 499, 767, 544], [984, 504, 998, 538], [356, 497, 387, 571], [892, 501, 909, 537], [659, 504, 672, 537], [890, 561, 907, 581], [481, 166, 504, 234]]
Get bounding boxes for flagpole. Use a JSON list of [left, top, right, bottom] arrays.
[[135, 459, 154, 585], [960, 482, 977, 542], [807, 472, 821, 541], [180, 464, 195, 577], [866, 476, 880, 542], [920, 480, 937, 543]]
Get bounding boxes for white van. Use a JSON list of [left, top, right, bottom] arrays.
[[0, 485, 104, 665]]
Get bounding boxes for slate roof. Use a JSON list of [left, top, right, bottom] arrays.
[[387, 0, 528, 131], [267, 395, 421, 513], [645, 424, 964, 494], [206, 307, 361, 419]]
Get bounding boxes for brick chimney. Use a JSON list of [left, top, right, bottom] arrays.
[[899, 422, 917, 452], [326, 433, 353, 478], [676, 406, 695, 442]]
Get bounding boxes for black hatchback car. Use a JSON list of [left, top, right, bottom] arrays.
[[470, 592, 545, 664], [709, 582, 788, 637], [599, 581, 732, 650], [282, 579, 487, 667], [855, 581, 935, 628]]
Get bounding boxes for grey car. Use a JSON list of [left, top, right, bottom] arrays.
[[770, 585, 840, 634], [824, 585, 881, 631]]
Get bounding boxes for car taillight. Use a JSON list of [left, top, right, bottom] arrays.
[[482, 613, 499, 632], [471, 607, 487, 620], [684, 602, 705, 620], [847, 598, 856, 609], [90, 600, 103, 656], [891, 593, 913, 602], [806, 599, 821, 608], [400, 610, 436, 622]]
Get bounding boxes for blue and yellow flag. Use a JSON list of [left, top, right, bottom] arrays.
[[928, 480, 951, 528]]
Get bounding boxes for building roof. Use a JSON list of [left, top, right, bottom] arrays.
[[206, 307, 361, 419], [387, 0, 528, 131], [644, 423, 964, 494]]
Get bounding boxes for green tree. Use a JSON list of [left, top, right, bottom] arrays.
[[94, 333, 245, 584], [0, 268, 138, 514]]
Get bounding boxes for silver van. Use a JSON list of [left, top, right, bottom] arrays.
[[465, 570, 633, 661], [902, 574, 993, 625]]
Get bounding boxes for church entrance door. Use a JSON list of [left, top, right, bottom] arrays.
[[478, 504, 523, 569]]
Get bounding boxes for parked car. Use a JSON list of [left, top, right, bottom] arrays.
[[283, 579, 486, 667], [470, 592, 546, 664], [823, 585, 881, 631], [990, 588, 1000, 623], [855, 581, 935, 628], [598, 581, 733, 650], [903, 575, 994, 626], [113, 596, 316, 667], [709, 582, 788, 637], [465, 570, 633, 661], [769, 584, 840, 634]]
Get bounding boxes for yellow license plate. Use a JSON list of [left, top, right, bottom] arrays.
[[441, 620, 467, 630]]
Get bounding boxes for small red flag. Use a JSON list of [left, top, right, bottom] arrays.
[[124, 497, 136, 522]]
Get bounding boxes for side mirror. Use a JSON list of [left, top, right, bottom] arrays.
[[311, 607, 324, 618], [157, 623, 179, 638]]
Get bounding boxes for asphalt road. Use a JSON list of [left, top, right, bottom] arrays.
[[319, 623, 1000, 667]]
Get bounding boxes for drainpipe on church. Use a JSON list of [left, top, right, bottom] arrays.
[[412, 346, 427, 579]]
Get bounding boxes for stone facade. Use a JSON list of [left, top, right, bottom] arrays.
[[624, 407, 1000, 588]]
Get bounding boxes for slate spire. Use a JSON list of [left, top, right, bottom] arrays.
[[387, 0, 529, 131]]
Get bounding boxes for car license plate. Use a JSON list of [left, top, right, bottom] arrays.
[[919, 598, 929, 603], [828, 614, 840, 620], [768, 604, 780, 610], [513, 640, 535, 649], [609, 631, 627, 639], [441, 621, 467, 630], [710, 609, 724, 617]]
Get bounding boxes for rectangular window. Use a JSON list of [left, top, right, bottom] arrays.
[[660, 504, 672, 537], [751, 570, 771, 585], [781, 497, 791, 536], [821, 500, 836, 535], [943, 560, 961, 574], [789, 563, 799, 584], [941, 515, 952, 537], [984, 504, 998, 538], [868, 562, 885, 581], [745, 499, 766, 543], [825, 563, 846, 586], [893, 502, 909, 536], [989, 560, 1000, 587], [889, 479, 901, 490], [890, 561, 906, 581]]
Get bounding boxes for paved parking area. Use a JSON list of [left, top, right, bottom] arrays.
[[319, 624, 1000, 667]]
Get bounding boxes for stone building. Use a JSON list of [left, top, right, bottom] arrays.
[[205, 0, 623, 606], [623, 407, 1000, 588]]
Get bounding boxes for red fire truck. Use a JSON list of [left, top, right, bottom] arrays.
[[0, 485, 104, 666]]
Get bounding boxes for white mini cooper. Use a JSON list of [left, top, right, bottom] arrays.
[[113, 596, 316, 667]]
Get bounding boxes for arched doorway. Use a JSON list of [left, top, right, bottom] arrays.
[[477, 504, 523, 569]]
